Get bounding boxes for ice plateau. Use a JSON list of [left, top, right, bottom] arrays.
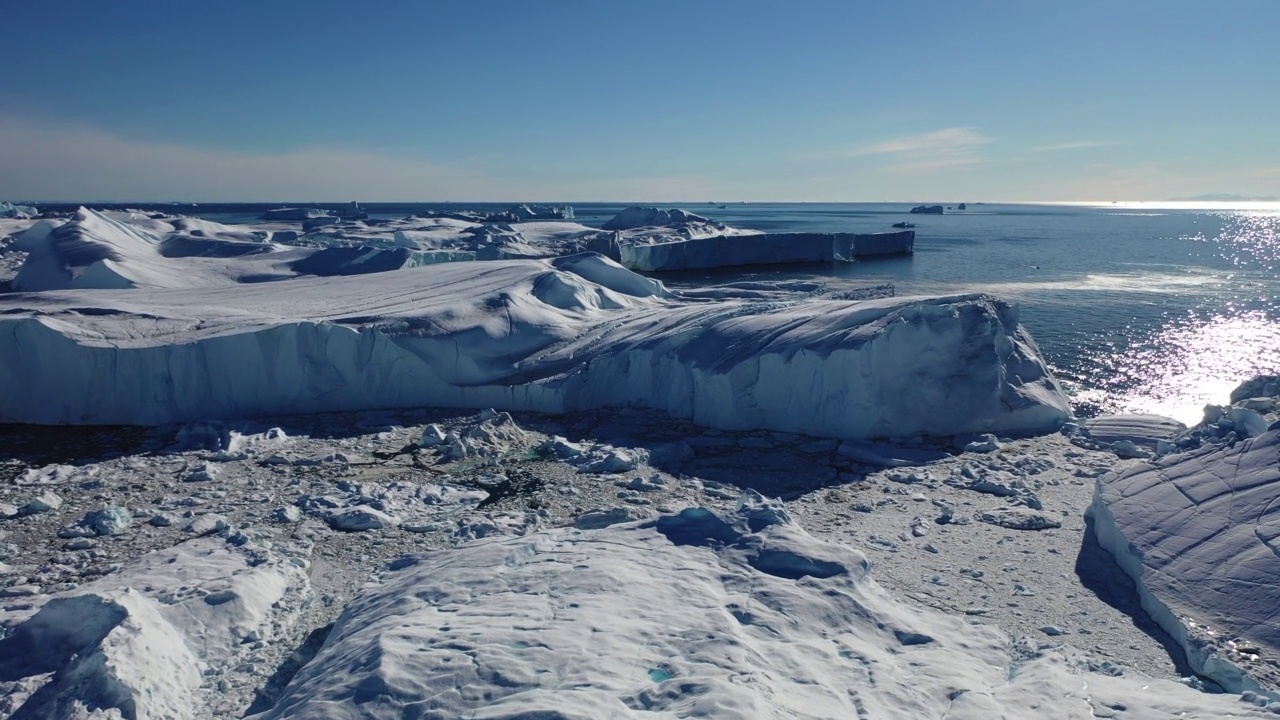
[[0, 253, 1069, 437]]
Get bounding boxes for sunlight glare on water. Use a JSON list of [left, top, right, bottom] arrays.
[[1080, 313, 1280, 426], [1193, 211, 1280, 271]]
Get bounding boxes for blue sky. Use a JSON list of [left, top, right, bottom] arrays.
[[3, 0, 1277, 201]]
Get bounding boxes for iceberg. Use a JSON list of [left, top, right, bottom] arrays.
[[619, 230, 915, 271], [258, 207, 333, 221], [1088, 429, 1280, 698], [6, 218, 64, 252], [601, 205, 714, 230], [0, 253, 1069, 437], [252, 502, 1263, 719], [0, 201, 37, 218], [600, 207, 914, 271]]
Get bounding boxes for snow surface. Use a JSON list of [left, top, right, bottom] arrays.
[[1, 402, 1274, 718], [2, 208, 633, 291], [1089, 429, 1280, 698], [0, 254, 1069, 437], [254, 500, 1268, 719], [8, 208, 584, 291]]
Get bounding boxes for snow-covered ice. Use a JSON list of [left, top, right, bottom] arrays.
[[1089, 428, 1280, 698], [8, 208, 511, 291], [0, 253, 1069, 438], [0, 536, 310, 719], [254, 500, 1269, 719], [0, 400, 1274, 717]]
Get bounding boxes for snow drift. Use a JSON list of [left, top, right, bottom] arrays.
[[0, 253, 1068, 437], [1088, 429, 1280, 698], [252, 500, 1264, 719]]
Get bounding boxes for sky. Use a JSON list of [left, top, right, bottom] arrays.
[[2, 0, 1278, 202]]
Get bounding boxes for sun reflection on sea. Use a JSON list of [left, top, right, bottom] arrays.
[[1074, 313, 1280, 425], [1191, 212, 1280, 271]]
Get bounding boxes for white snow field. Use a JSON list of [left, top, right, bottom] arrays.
[[0, 253, 1069, 436], [1089, 428, 1280, 699], [254, 499, 1268, 720]]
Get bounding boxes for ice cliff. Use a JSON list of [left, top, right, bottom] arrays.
[[0, 254, 1069, 437]]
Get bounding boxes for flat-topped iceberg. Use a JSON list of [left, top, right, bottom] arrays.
[[0, 254, 1069, 437], [620, 230, 915, 271], [600, 206, 914, 271]]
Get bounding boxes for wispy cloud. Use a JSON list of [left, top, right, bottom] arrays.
[[799, 127, 992, 172], [846, 127, 991, 158], [1028, 141, 1119, 152]]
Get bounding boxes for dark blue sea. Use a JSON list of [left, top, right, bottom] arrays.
[[55, 200, 1279, 424]]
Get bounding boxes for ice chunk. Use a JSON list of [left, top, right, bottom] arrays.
[[1080, 414, 1186, 449]]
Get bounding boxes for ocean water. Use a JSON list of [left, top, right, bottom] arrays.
[[79, 200, 1279, 425], [626, 201, 1280, 425]]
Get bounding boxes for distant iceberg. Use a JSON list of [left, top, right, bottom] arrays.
[[619, 230, 914, 272], [602, 206, 714, 230], [600, 207, 914, 272], [0, 201, 37, 218], [259, 207, 334, 221]]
